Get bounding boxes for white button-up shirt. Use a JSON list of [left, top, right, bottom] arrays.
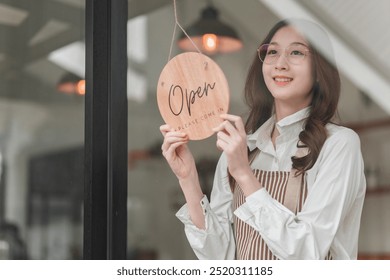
[[176, 107, 366, 259]]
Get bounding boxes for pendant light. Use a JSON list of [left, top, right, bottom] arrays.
[[177, 5, 243, 55], [57, 72, 85, 95]]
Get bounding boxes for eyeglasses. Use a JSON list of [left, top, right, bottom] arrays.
[[257, 43, 311, 65]]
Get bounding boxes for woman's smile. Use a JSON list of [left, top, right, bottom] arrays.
[[273, 75, 293, 86]]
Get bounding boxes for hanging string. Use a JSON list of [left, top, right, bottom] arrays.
[[168, 0, 203, 62]]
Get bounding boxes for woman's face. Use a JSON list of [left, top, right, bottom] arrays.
[[262, 26, 315, 111]]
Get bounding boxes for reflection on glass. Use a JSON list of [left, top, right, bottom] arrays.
[[126, 3, 221, 260], [0, 0, 85, 259], [126, 0, 390, 260]]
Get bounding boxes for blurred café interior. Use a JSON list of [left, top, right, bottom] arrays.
[[0, 0, 390, 260]]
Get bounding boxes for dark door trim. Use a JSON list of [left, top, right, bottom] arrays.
[[84, 0, 128, 259]]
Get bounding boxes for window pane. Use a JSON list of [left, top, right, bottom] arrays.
[[127, 0, 390, 260], [0, 0, 85, 260]]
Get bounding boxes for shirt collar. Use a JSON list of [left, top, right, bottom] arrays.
[[247, 106, 310, 151]]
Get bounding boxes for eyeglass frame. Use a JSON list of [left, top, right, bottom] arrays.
[[257, 43, 311, 65]]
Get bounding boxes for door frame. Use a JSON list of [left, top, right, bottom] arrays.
[[84, 0, 128, 260]]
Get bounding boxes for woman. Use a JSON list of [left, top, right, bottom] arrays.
[[160, 19, 366, 259]]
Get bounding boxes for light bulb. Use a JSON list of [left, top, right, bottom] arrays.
[[76, 79, 86, 95], [202, 33, 218, 53]]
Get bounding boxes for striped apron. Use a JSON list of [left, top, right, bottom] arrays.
[[232, 148, 332, 260]]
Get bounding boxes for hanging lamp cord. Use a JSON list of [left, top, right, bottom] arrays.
[[168, 0, 203, 62]]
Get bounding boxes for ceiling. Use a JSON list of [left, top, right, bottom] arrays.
[[0, 0, 389, 123], [0, 0, 84, 103]]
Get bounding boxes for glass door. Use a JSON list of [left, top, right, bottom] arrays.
[[126, 0, 248, 260]]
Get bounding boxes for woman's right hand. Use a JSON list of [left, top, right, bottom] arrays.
[[160, 124, 196, 181], [160, 125, 205, 229]]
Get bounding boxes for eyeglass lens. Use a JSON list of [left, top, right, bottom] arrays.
[[258, 44, 309, 65]]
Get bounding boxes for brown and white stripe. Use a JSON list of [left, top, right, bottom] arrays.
[[234, 164, 337, 261], [232, 167, 333, 259], [233, 170, 302, 259]]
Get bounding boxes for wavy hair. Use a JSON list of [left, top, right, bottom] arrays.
[[244, 19, 340, 173]]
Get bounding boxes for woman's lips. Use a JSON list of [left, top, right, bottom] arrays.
[[273, 76, 293, 86]]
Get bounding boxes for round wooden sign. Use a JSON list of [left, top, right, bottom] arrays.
[[157, 52, 230, 140]]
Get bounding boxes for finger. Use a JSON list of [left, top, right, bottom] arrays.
[[212, 121, 225, 133], [219, 114, 246, 135], [165, 130, 187, 138], [161, 126, 188, 141], [216, 129, 232, 144], [215, 137, 229, 152], [212, 115, 244, 135], [162, 132, 188, 145], [161, 134, 188, 151], [219, 121, 239, 138], [160, 124, 172, 136], [213, 121, 241, 147], [164, 140, 188, 158]]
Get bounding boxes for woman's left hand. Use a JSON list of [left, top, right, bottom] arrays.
[[213, 114, 262, 196], [213, 114, 252, 181]]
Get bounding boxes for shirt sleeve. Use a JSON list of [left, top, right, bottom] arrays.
[[234, 127, 366, 259], [175, 152, 236, 259]]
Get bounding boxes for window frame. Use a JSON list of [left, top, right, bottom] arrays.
[[84, 0, 128, 260]]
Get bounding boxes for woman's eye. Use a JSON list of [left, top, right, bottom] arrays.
[[290, 50, 304, 56], [267, 49, 279, 55]]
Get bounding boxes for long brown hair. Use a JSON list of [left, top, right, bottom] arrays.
[[244, 19, 340, 173]]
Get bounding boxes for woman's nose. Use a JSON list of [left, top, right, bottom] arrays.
[[274, 53, 289, 70]]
